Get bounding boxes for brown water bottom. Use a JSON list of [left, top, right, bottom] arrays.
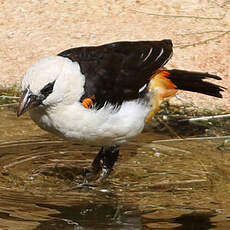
[[0, 107, 230, 230]]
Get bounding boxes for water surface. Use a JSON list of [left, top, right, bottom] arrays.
[[0, 107, 230, 229]]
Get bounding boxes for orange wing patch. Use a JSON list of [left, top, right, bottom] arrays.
[[150, 70, 177, 93], [81, 96, 95, 109], [145, 70, 178, 122]]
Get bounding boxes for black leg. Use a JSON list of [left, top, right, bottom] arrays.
[[80, 145, 119, 184], [97, 145, 119, 182]]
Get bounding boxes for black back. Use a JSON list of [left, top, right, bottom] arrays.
[[58, 39, 173, 108]]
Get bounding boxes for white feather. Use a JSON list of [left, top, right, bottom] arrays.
[[138, 83, 147, 93], [31, 99, 150, 145], [155, 48, 164, 62], [143, 48, 153, 62]]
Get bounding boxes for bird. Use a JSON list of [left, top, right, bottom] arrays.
[[17, 39, 224, 183]]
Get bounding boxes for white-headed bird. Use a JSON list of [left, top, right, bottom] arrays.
[[17, 40, 224, 183]]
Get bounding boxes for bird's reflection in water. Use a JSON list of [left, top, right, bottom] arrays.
[[35, 202, 142, 230]]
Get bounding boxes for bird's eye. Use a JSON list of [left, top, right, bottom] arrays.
[[40, 81, 55, 99]]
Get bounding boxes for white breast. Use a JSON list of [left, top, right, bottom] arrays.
[[29, 99, 150, 145]]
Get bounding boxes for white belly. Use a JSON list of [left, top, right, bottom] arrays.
[[30, 99, 151, 145]]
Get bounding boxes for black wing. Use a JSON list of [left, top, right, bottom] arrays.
[[58, 39, 173, 108]]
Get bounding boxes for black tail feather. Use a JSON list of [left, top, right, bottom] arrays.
[[168, 69, 225, 98]]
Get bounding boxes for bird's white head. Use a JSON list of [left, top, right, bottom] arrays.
[[17, 56, 85, 116]]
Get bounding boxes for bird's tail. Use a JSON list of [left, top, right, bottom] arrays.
[[145, 69, 225, 122], [165, 69, 225, 98]]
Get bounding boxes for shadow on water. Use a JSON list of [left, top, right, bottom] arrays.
[[142, 209, 216, 230], [1, 107, 230, 229]]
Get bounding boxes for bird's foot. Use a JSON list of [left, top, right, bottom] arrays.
[[96, 167, 113, 183], [75, 145, 119, 185], [75, 166, 101, 185]]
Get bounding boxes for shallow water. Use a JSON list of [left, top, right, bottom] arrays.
[[1, 107, 230, 230]]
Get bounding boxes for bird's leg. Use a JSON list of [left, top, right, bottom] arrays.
[[80, 145, 119, 184], [96, 145, 120, 183]]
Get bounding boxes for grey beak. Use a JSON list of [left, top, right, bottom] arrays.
[[17, 88, 41, 117]]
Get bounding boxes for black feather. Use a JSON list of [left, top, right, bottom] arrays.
[[40, 81, 56, 99], [168, 69, 225, 98], [58, 39, 173, 109]]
